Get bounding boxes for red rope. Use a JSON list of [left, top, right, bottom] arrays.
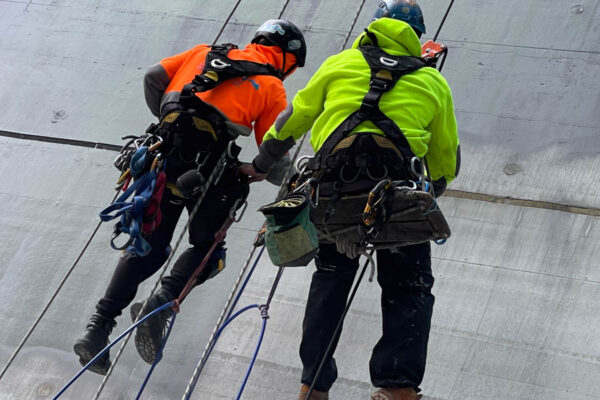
[[174, 217, 235, 309]]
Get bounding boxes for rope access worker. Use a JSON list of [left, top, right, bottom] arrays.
[[73, 19, 306, 375], [241, 2, 459, 399]]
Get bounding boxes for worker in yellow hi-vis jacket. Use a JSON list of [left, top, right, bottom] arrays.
[[241, 1, 459, 399]]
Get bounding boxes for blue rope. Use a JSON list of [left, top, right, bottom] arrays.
[[135, 311, 177, 400], [236, 316, 267, 400], [52, 301, 175, 400], [227, 246, 265, 320], [185, 304, 260, 400], [188, 246, 265, 382], [183, 246, 266, 399]]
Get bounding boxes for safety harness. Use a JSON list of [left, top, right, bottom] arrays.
[[100, 43, 273, 256], [183, 43, 282, 94], [160, 43, 285, 176], [308, 45, 427, 173], [288, 45, 451, 259]]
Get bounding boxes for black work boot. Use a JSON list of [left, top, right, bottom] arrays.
[[130, 288, 175, 364], [73, 313, 117, 375]]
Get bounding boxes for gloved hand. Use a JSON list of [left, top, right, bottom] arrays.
[[238, 162, 267, 183], [265, 154, 292, 186]]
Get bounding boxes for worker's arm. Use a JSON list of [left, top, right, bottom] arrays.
[[253, 86, 293, 185], [425, 75, 460, 197], [143, 46, 202, 117], [252, 55, 335, 173], [144, 64, 170, 117]]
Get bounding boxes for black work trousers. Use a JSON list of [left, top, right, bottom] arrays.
[[96, 156, 249, 320], [299, 242, 434, 392]]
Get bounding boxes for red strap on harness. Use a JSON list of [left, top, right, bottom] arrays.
[[142, 170, 167, 235]]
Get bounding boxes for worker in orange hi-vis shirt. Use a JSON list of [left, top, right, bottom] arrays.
[[73, 19, 306, 375]]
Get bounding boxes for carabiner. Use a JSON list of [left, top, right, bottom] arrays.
[[392, 180, 418, 191], [309, 179, 320, 208], [294, 155, 312, 174], [410, 157, 422, 177]]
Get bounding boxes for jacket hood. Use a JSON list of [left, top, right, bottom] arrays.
[[246, 43, 298, 75], [351, 18, 422, 57]]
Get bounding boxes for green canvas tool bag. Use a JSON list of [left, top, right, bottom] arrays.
[[259, 192, 319, 267]]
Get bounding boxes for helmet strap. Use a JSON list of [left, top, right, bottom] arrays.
[[279, 50, 287, 79], [360, 28, 379, 47], [282, 62, 298, 79]]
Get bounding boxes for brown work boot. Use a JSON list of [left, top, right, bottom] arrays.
[[370, 387, 422, 400], [298, 384, 329, 400]]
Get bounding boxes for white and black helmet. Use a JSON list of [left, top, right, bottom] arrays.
[[251, 19, 307, 67]]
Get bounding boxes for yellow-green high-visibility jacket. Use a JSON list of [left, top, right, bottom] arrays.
[[253, 18, 460, 188]]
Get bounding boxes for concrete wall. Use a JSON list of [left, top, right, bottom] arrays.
[[0, 1, 598, 399]]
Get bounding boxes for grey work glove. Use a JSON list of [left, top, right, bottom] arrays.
[[265, 154, 292, 186]]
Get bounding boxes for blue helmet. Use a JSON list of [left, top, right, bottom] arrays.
[[373, 0, 426, 36]]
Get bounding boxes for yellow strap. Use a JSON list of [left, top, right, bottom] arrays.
[[166, 182, 187, 199], [192, 117, 218, 141], [331, 133, 402, 156], [148, 141, 162, 152], [331, 135, 357, 153], [371, 135, 402, 156], [116, 169, 130, 185], [161, 112, 180, 124]]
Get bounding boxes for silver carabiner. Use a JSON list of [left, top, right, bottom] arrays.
[[393, 180, 418, 191], [410, 156, 422, 177], [211, 58, 231, 69], [310, 180, 320, 207], [295, 155, 312, 174]]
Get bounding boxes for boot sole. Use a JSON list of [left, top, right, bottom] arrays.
[[370, 390, 423, 400], [130, 302, 164, 365], [73, 339, 111, 375]]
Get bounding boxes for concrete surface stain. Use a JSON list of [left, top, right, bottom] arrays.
[[571, 5, 584, 14], [51, 109, 67, 123], [503, 163, 522, 176], [36, 382, 52, 397]]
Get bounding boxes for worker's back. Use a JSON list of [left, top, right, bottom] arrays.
[[149, 43, 296, 143]]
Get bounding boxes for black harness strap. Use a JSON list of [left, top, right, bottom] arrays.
[[169, 43, 283, 160], [311, 46, 427, 169], [181, 43, 282, 98]]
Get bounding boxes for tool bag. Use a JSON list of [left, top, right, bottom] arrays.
[[259, 191, 319, 267], [312, 186, 450, 248]]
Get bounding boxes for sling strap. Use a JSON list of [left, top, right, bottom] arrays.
[[100, 161, 167, 256]]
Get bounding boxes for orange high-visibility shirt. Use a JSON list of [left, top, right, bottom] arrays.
[[160, 43, 295, 145]]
